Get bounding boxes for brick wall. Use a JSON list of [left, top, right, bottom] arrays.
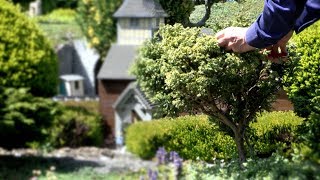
[[271, 88, 294, 111]]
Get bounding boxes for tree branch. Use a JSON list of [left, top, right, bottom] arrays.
[[186, 0, 214, 27]]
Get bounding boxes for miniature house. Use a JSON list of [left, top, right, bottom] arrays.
[[97, 0, 167, 146], [60, 74, 84, 97], [29, 0, 42, 17]]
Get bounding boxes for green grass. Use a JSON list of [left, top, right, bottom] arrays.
[[33, 9, 84, 46], [38, 22, 83, 46]]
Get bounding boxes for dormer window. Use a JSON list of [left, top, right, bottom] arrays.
[[130, 18, 140, 28]]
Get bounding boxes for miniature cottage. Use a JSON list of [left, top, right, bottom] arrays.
[[97, 0, 167, 146]]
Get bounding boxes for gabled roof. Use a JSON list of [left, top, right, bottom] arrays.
[[113, 0, 168, 18], [97, 45, 138, 80], [113, 82, 153, 110]]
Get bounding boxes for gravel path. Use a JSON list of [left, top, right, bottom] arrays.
[[0, 147, 157, 174]]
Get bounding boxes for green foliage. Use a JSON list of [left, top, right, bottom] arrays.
[[249, 111, 304, 157], [132, 23, 283, 122], [36, 9, 83, 46], [126, 112, 303, 161], [285, 21, 320, 118], [0, 88, 60, 149], [35, 8, 76, 23], [12, 0, 77, 14], [125, 115, 237, 161], [158, 0, 195, 25], [132, 24, 289, 161], [0, 0, 58, 97], [47, 102, 104, 148], [185, 154, 320, 179], [295, 112, 320, 163], [77, 0, 122, 60], [190, 0, 263, 33]]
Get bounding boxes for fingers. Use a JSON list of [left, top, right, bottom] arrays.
[[216, 28, 231, 48]]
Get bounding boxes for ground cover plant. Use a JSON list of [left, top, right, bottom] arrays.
[[132, 24, 290, 162]]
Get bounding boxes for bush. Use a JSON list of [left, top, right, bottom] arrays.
[[126, 115, 237, 161], [126, 112, 303, 161], [47, 103, 104, 148], [35, 8, 76, 24], [249, 111, 304, 157], [285, 21, 320, 118], [132, 24, 289, 162], [0, 88, 60, 149], [190, 0, 263, 33], [185, 154, 320, 179], [0, 0, 58, 97]]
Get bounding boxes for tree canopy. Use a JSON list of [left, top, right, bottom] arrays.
[[132, 24, 288, 162]]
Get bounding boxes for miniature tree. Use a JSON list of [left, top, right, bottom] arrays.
[[77, 0, 122, 61], [132, 24, 286, 162]]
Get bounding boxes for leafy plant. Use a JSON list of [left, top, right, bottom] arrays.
[[132, 24, 289, 162], [126, 115, 237, 161], [249, 111, 304, 157], [0, 88, 60, 149], [47, 103, 104, 148], [76, 0, 122, 61], [0, 0, 58, 97], [284, 21, 320, 118]]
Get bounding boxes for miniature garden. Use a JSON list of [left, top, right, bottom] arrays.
[[0, 0, 319, 179]]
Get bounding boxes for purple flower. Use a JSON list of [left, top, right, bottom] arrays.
[[148, 168, 153, 178], [156, 147, 167, 165], [151, 170, 158, 180]]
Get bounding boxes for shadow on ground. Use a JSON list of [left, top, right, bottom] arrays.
[[0, 154, 103, 179]]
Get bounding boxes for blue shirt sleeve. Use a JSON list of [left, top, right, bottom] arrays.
[[295, 0, 320, 33], [245, 0, 301, 48]]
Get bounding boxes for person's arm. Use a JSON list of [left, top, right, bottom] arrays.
[[246, 0, 303, 49], [295, 0, 320, 33]]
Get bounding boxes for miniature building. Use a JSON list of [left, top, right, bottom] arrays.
[[97, 0, 167, 146], [60, 74, 84, 97], [56, 39, 99, 97], [29, 0, 42, 17]]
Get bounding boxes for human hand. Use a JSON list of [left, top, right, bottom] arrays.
[[215, 27, 256, 53], [267, 30, 293, 61]]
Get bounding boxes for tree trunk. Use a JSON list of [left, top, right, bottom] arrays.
[[234, 129, 246, 163]]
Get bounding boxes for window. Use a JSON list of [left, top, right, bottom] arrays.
[[156, 18, 160, 27], [130, 18, 140, 28], [74, 81, 79, 90]]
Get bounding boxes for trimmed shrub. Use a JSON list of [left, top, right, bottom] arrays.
[[285, 21, 320, 118], [131, 24, 288, 162], [0, 0, 58, 97], [190, 0, 263, 33], [249, 111, 304, 157], [0, 88, 60, 149], [126, 115, 237, 161], [126, 112, 304, 161], [47, 103, 104, 148]]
